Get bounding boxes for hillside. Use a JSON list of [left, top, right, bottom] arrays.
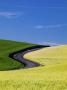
[[24, 45, 67, 66], [0, 43, 67, 90], [0, 40, 34, 70]]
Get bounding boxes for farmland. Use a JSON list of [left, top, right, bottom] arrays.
[[0, 40, 67, 90], [0, 40, 34, 70]]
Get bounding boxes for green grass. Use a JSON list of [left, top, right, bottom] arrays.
[[0, 39, 34, 71]]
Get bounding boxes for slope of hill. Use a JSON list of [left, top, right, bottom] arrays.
[[24, 45, 67, 66], [0, 40, 34, 70], [0, 43, 67, 90]]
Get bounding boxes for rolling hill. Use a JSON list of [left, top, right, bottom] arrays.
[[0, 40, 34, 70], [0, 40, 67, 90]]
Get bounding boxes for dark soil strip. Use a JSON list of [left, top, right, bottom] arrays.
[[9, 45, 50, 69]]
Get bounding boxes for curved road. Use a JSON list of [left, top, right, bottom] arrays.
[[9, 45, 50, 69]]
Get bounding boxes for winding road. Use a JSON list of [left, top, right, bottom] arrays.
[[9, 45, 50, 69]]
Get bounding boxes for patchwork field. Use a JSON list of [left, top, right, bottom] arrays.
[[0, 40, 67, 90]]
